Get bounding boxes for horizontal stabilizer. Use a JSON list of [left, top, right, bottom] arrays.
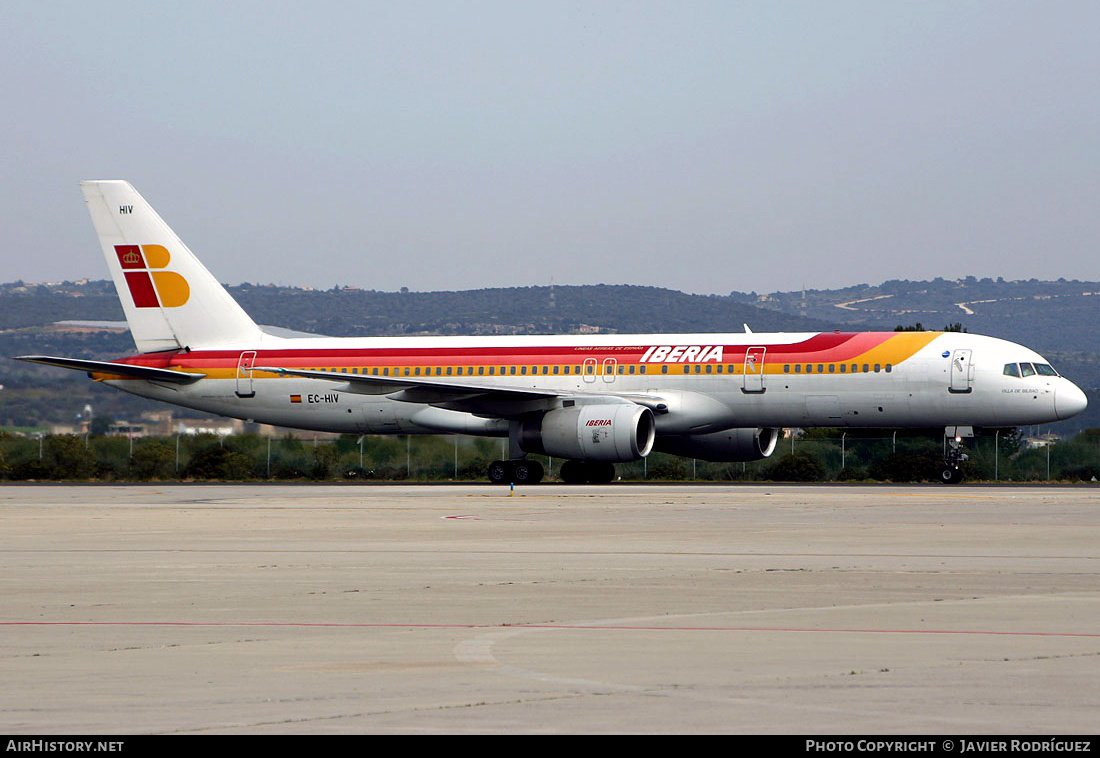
[[16, 355, 204, 384]]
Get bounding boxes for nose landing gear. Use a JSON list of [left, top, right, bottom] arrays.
[[940, 426, 972, 484]]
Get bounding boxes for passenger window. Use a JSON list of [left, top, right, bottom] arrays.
[[1003, 363, 1020, 377]]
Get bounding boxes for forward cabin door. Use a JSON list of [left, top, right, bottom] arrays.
[[742, 346, 766, 393], [235, 351, 257, 398], [949, 349, 974, 393]]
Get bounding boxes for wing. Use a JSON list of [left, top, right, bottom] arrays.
[[252, 365, 667, 416]]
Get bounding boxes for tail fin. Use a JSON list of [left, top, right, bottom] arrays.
[[81, 180, 261, 353]]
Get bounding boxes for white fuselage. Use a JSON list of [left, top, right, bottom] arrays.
[[103, 330, 1087, 437]]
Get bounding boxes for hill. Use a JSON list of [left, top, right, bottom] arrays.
[[738, 276, 1100, 354], [1, 277, 1096, 431]]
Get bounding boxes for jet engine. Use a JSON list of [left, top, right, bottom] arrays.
[[520, 403, 656, 462], [653, 427, 780, 462]]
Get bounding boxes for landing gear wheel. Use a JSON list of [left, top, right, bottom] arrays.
[[557, 460, 616, 484], [588, 462, 616, 484], [487, 460, 513, 485], [512, 459, 544, 484], [559, 460, 586, 484], [939, 467, 964, 485], [488, 459, 544, 485]]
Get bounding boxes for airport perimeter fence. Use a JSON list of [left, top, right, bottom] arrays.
[[1, 429, 1098, 483]]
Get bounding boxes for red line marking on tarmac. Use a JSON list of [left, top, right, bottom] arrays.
[[2, 621, 1098, 638]]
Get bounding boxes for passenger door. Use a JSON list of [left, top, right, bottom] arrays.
[[742, 346, 766, 393], [949, 349, 973, 393], [235, 351, 256, 398]]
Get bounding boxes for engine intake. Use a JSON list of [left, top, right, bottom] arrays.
[[520, 404, 655, 462]]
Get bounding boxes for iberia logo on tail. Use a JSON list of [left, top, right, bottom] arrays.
[[114, 245, 190, 308]]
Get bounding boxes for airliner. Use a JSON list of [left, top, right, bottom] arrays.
[[17, 181, 1088, 484]]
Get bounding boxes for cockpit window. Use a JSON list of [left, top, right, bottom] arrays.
[[1005, 362, 1060, 379]]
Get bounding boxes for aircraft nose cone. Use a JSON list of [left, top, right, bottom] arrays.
[[1056, 382, 1089, 420]]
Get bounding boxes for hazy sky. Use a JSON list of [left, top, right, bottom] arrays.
[[3, 1, 1098, 295]]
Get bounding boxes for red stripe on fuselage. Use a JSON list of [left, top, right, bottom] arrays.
[[103, 333, 900, 371]]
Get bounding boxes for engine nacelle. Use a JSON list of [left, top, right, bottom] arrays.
[[654, 427, 780, 462], [520, 403, 656, 462], [649, 390, 739, 434]]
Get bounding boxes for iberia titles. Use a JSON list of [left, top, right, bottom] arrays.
[[638, 345, 724, 363]]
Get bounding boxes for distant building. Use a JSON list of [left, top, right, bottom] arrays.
[[107, 421, 146, 437], [254, 424, 340, 440], [173, 418, 245, 437]]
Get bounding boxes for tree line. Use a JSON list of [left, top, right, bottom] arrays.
[[2, 429, 1098, 483]]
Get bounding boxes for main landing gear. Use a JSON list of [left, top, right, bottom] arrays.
[[558, 460, 616, 484], [486, 459, 618, 484], [487, 459, 544, 485]]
